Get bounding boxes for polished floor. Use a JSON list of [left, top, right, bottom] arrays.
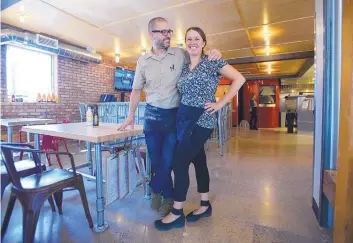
[[1, 129, 332, 243]]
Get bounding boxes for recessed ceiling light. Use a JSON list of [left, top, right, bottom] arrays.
[[264, 34, 269, 41], [115, 53, 120, 63], [263, 25, 269, 34]]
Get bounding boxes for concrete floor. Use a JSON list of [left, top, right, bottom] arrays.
[[1, 129, 332, 243]]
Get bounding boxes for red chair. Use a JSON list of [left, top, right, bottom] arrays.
[[19, 135, 64, 169], [41, 135, 64, 168], [19, 120, 70, 168], [52, 120, 70, 153]]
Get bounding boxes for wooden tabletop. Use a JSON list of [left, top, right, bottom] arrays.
[[0, 118, 56, 127], [21, 122, 144, 143]]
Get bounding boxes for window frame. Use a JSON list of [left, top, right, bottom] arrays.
[[6, 44, 58, 103]]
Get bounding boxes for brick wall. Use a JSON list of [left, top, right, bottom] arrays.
[[0, 45, 123, 142]]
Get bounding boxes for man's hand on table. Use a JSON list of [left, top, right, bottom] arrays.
[[118, 115, 135, 131]]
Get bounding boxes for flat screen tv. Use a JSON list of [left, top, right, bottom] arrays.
[[114, 67, 135, 91]]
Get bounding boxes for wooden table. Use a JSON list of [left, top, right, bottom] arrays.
[[0, 118, 55, 142], [22, 122, 145, 232]]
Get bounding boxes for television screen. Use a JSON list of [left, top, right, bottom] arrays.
[[115, 67, 135, 91]]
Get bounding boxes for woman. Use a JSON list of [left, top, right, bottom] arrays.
[[154, 27, 246, 231]]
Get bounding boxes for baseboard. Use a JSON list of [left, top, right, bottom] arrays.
[[312, 197, 320, 221]]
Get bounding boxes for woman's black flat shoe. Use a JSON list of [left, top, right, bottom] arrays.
[[186, 200, 212, 223], [154, 208, 185, 231]]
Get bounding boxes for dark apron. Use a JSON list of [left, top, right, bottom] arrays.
[[176, 103, 205, 146], [143, 104, 178, 134]]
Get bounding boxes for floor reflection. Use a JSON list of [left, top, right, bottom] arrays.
[[1, 129, 332, 243]]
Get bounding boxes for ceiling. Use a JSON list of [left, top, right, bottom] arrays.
[[1, 0, 315, 78]]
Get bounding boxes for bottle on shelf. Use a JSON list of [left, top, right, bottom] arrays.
[[36, 93, 42, 102], [51, 93, 56, 103], [42, 93, 46, 103], [86, 106, 93, 126], [47, 93, 51, 103], [11, 94, 15, 102]]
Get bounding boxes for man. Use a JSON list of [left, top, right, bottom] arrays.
[[249, 93, 258, 130], [119, 17, 221, 216]]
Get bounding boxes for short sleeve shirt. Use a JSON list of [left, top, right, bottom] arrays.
[[177, 55, 228, 129], [132, 47, 189, 109]]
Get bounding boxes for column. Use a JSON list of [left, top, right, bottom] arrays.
[[333, 0, 353, 242]]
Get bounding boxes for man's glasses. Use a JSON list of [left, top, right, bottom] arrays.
[[151, 29, 173, 35]]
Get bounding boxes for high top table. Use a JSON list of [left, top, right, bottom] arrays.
[[0, 118, 55, 142], [22, 122, 144, 232]]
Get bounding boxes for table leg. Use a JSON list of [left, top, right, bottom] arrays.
[[34, 134, 41, 162], [27, 132, 33, 159], [86, 142, 93, 175], [7, 126, 13, 143], [93, 142, 108, 232], [144, 146, 151, 199]]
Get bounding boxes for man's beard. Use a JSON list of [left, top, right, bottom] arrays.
[[156, 38, 170, 50]]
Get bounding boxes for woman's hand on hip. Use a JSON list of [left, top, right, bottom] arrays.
[[204, 102, 224, 114]]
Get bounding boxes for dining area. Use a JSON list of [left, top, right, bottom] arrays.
[[0, 96, 233, 242], [0, 114, 150, 243]]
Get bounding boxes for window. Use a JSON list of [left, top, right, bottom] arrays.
[[6, 45, 56, 102]]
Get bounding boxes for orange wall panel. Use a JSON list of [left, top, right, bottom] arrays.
[[242, 80, 280, 128]]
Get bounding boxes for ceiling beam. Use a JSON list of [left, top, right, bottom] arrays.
[[226, 51, 315, 65], [242, 58, 314, 80], [1, 0, 21, 11], [296, 58, 315, 77], [244, 74, 297, 80]]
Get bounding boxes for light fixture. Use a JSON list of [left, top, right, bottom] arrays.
[[265, 38, 270, 46], [267, 63, 271, 74], [177, 39, 184, 48], [20, 4, 24, 12], [263, 25, 269, 33], [263, 25, 270, 54], [115, 53, 120, 63], [20, 15, 25, 23], [265, 45, 270, 56], [264, 33, 269, 41]]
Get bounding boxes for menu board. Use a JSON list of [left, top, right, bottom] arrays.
[[105, 155, 119, 206], [118, 152, 129, 200], [128, 150, 138, 195]]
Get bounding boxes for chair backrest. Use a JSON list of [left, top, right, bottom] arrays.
[[239, 120, 250, 129], [78, 103, 87, 122], [41, 135, 54, 150], [0, 143, 43, 189]]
